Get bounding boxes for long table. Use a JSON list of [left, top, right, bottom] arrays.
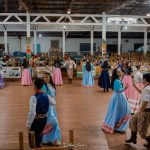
[[2, 67, 21, 78]]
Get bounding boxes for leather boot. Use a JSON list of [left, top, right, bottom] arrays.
[[125, 131, 137, 144], [68, 78, 71, 84], [70, 78, 72, 84], [144, 136, 150, 148]]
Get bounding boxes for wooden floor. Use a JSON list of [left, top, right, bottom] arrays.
[[0, 80, 148, 150]]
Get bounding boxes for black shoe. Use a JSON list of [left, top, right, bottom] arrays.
[[42, 142, 53, 146], [144, 136, 150, 148], [125, 138, 137, 144], [106, 88, 109, 92], [114, 130, 126, 134], [68, 79, 71, 84]]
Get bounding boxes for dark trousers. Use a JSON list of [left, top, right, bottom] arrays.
[[29, 117, 47, 148]]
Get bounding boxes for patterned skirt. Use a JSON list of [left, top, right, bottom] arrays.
[[52, 68, 63, 86], [21, 69, 33, 86], [102, 92, 131, 133]]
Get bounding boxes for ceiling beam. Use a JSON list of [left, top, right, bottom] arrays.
[[106, 0, 135, 14]]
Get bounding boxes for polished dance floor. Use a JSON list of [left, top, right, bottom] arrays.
[[0, 80, 147, 150]]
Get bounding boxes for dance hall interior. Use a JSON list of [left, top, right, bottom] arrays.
[[0, 0, 150, 150]]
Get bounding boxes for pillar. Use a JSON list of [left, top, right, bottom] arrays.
[[62, 29, 65, 57], [102, 12, 107, 56], [144, 28, 148, 55], [4, 30, 8, 54], [34, 30, 37, 55], [90, 30, 94, 56], [118, 27, 121, 55]]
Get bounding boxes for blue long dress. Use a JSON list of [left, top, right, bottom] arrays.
[[98, 68, 111, 89], [42, 84, 61, 143], [101, 79, 131, 133], [82, 63, 94, 87]]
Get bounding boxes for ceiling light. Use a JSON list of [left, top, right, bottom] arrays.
[[39, 34, 42, 37], [107, 19, 110, 23], [67, 9, 71, 15], [124, 26, 128, 30], [63, 26, 66, 29], [146, 13, 150, 16], [107, 17, 137, 24]]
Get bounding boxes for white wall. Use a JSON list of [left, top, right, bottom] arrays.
[[0, 36, 147, 54]]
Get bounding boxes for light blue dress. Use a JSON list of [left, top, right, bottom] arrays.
[[42, 84, 61, 143], [82, 63, 95, 87], [102, 79, 131, 133]]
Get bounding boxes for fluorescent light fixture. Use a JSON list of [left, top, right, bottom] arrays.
[[67, 9, 71, 15], [146, 13, 150, 16], [107, 17, 122, 23], [39, 34, 42, 37], [107, 17, 137, 24], [124, 26, 128, 30]]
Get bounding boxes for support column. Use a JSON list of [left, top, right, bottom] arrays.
[[26, 13, 31, 58], [144, 28, 147, 55], [102, 12, 107, 56], [4, 30, 8, 54], [34, 30, 37, 55], [90, 30, 94, 56], [62, 29, 65, 57], [27, 13, 30, 38], [118, 27, 121, 55]]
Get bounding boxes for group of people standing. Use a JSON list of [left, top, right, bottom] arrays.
[[21, 56, 77, 86], [101, 66, 150, 148], [1, 55, 150, 148]]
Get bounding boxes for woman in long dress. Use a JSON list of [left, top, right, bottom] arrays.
[[52, 58, 63, 86], [42, 72, 61, 146], [21, 57, 33, 86], [122, 67, 133, 99], [128, 65, 144, 114], [82, 60, 94, 87], [102, 69, 131, 133], [98, 60, 111, 91]]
